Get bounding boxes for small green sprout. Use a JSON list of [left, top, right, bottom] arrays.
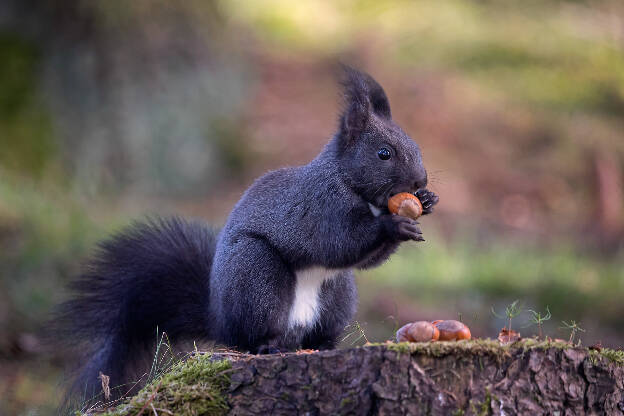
[[560, 320, 585, 344], [527, 306, 551, 339], [491, 300, 523, 333]]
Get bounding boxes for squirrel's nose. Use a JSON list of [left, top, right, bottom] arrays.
[[414, 172, 428, 190]]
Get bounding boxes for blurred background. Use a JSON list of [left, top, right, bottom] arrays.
[[1, 0, 623, 413]]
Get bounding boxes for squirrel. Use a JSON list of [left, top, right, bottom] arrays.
[[55, 67, 439, 401]]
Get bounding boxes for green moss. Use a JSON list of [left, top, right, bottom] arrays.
[[369, 338, 595, 369], [600, 348, 624, 365], [590, 348, 624, 366], [94, 354, 232, 416], [370, 339, 511, 359], [519, 337, 572, 352], [385, 341, 414, 355]]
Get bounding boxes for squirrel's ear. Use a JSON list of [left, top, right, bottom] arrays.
[[338, 66, 392, 148], [361, 70, 392, 120]]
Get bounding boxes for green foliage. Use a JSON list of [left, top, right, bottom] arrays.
[[91, 354, 232, 416], [527, 306, 552, 338], [491, 300, 523, 333], [0, 31, 56, 178], [560, 320, 586, 344], [0, 177, 106, 335]]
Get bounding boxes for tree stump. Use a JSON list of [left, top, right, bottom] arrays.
[[225, 341, 624, 415], [96, 340, 624, 415]]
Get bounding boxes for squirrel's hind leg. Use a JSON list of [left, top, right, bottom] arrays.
[[301, 271, 357, 350], [211, 235, 299, 353]]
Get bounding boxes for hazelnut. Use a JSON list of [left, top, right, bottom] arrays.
[[433, 320, 471, 341], [396, 321, 440, 343], [388, 193, 423, 220]]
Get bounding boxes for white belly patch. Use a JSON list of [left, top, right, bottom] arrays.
[[288, 266, 341, 329]]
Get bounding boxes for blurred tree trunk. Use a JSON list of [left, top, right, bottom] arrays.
[[1, 0, 249, 196]]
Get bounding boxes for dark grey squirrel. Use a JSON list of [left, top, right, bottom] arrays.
[[55, 67, 439, 401]]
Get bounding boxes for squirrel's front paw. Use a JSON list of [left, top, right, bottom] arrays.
[[416, 189, 439, 215], [382, 215, 424, 242]]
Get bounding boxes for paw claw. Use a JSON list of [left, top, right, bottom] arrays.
[[414, 189, 439, 215]]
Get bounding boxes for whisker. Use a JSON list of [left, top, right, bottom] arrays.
[[372, 179, 392, 199]]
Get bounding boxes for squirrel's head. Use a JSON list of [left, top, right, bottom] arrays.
[[332, 67, 427, 209]]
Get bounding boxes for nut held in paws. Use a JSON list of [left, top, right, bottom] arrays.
[[388, 193, 423, 220]]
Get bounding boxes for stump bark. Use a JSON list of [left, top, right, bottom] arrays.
[[222, 341, 624, 415]]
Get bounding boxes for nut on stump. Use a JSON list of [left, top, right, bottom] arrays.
[[396, 321, 440, 343], [432, 320, 471, 341]]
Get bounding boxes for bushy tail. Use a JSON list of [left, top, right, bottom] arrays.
[[54, 216, 218, 403]]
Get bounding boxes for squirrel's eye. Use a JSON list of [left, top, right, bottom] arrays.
[[377, 147, 391, 160]]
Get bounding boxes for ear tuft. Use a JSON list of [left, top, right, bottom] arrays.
[[340, 66, 370, 143], [337, 66, 392, 149]]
